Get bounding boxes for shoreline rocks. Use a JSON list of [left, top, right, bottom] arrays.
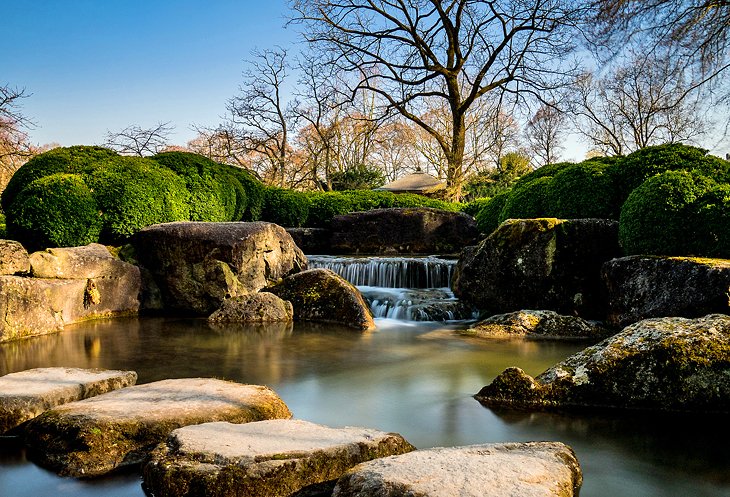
[[208, 292, 294, 323], [462, 310, 611, 340], [0, 240, 30, 275]]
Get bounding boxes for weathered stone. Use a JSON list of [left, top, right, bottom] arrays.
[[286, 227, 332, 254], [476, 314, 730, 412], [453, 218, 621, 319], [462, 310, 611, 340], [30, 243, 124, 279], [143, 419, 415, 497], [333, 442, 582, 497], [269, 268, 375, 330], [603, 256, 730, 327], [208, 293, 294, 323], [24, 378, 292, 477], [329, 208, 479, 255], [133, 222, 307, 315], [0, 240, 30, 275], [0, 367, 137, 434]]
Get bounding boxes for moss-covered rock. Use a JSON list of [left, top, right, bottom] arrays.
[[462, 310, 611, 340], [476, 314, 730, 413], [208, 293, 293, 323]]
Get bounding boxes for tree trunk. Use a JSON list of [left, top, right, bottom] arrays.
[[445, 117, 466, 202]]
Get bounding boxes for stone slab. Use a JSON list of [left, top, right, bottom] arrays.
[[24, 378, 292, 477], [0, 239, 30, 275], [0, 367, 137, 434], [143, 419, 415, 497], [333, 442, 582, 497]]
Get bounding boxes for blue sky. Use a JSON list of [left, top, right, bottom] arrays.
[[2, 0, 296, 147]]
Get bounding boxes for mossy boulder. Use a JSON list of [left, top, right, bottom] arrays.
[[143, 419, 415, 497], [268, 268, 375, 330], [208, 293, 293, 323], [476, 314, 730, 412], [602, 256, 730, 327], [453, 218, 621, 319], [462, 310, 611, 340], [23, 378, 292, 477]]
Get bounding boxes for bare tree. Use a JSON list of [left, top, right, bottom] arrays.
[[188, 124, 251, 168], [103, 122, 174, 156], [227, 47, 299, 187], [291, 0, 582, 200], [525, 104, 566, 167], [0, 84, 35, 187]]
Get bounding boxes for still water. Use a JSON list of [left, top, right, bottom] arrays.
[[0, 317, 727, 496]]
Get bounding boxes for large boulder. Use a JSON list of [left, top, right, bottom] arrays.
[[603, 256, 730, 327], [133, 222, 307, 315], [333, 442, 582, 497], [269, 268, 375, 330], [208, 292, 293, 323], [286, 227, 332, 254], [329, 208, 479, 255], [476, 314, 730, 413], [453, 218, 621, 319], [0, 239, 30, 275], [462, 310, 611, 340], [0, 367, 137, 434], [143, 419, 415, 497], [24, 378, 292, 477], [0, 243, 141, 342]]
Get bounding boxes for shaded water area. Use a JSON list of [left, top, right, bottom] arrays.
[[0, 256, 728, 496]]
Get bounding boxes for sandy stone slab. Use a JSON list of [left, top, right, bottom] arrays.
[[143, 419, 415, 497], [0, 367, 137, 434], [24, 378, 292, 478], [333, 442, 582, 497]]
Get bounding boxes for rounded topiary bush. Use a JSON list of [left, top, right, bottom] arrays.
[[261, 187, 310, 227], [2, 146, 118, 211], [84, 157, 191, 243], [307, 192, 354, 227], [545, 162, 620, 219], [512, 161, 573, 189], [342, 190, 396, 211], [500, 176, 554, 221], [474, 190, 511, 234], [5, 173, 102, 250], [227, 167, 265, 220], [619, 170, 716, 256], [689, 185, 730, 258], [461, 197, 492, 217]]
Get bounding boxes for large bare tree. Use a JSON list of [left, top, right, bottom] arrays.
[[525, 104, 566, 167], [291, 0, 582, 200], [0, 84, 35, 186], [103, 122, 174, 156]]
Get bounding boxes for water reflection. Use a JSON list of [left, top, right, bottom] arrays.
[[0, 317, 728, 497]]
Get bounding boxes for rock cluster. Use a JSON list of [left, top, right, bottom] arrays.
[[463, 310, 611, 340]]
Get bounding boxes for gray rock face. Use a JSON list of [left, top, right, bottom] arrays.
[[286, 227, 332, 254], [463, 310, 611, 340], [0, 239, 30, 275], [133, 222, 307, 315], [476, 314, 730, 412], [329, 208, 479, 255], [208, 292, 293, 322], [453, 218, 621, 319], [24, 378, 292, 477], [0, 367, 137, 434], [143, 419, 415, 497], [269, 268, 375, 330], [333, 442, 582, 497], [603, 256, 730, 327]]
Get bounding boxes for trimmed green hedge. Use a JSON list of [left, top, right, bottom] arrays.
[[307, 192, 354, 227], [262, 187, 310, 228], [341, 190, 396, 211], [545, 162, 620, 219], [474, 190, 511, 234], [689, 185, 730, 258], [461, 197, 492, 217], [5, 173, 103, 250], [227, 166, 266, 221], [500, 177, 554, 221]]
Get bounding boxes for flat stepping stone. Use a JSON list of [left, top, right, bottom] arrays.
[[0, 367, 137, 434], [143, 419, 415, 497], [334, 442, 583, 497], [23, 378, 292, 477]]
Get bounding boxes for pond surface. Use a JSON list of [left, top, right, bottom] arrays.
[[0, 316, 727, 497]]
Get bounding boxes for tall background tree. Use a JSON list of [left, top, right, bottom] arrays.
[[103, 122, 174, 156], [0, 84, 35, 190]]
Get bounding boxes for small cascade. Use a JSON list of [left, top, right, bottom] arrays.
[[308, 255, 476, 322]]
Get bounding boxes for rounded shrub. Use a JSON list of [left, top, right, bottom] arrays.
[[5, 173, 102, 250], [342, 190, 396, 211], [261, 187, 310, 227], [512, 161, 573, 189], [306, 192, 354, 227], [689, 185, 730, 258], [545, 162, 620, 219], [619, 170, 716, 256], [474, 190, 511, 234], [84, 157, 191, 243], [227, 166, 266, 220], [500, 176, 555, 221], [2, 146, 118, 211], [461, 198, 492, 217]]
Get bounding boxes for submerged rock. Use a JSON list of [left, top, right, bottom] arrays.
[[208, 292, 294, 323], [269, 268, 375, 330], [143, 419, 415, 497], [133, 222, 307, 315], [463, 310, 611, 340], [603, 256, 730, 327], [24, 378, 292, 477], [0, 368, 137, 434], [329, 208, 479, 255], [333, 442, 582, 497], [0, 239, 30, 275], [476, 314, 730, 413], [453, 218, 621, 319]]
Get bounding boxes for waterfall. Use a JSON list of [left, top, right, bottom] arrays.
[[308, 255, 476, 322]]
